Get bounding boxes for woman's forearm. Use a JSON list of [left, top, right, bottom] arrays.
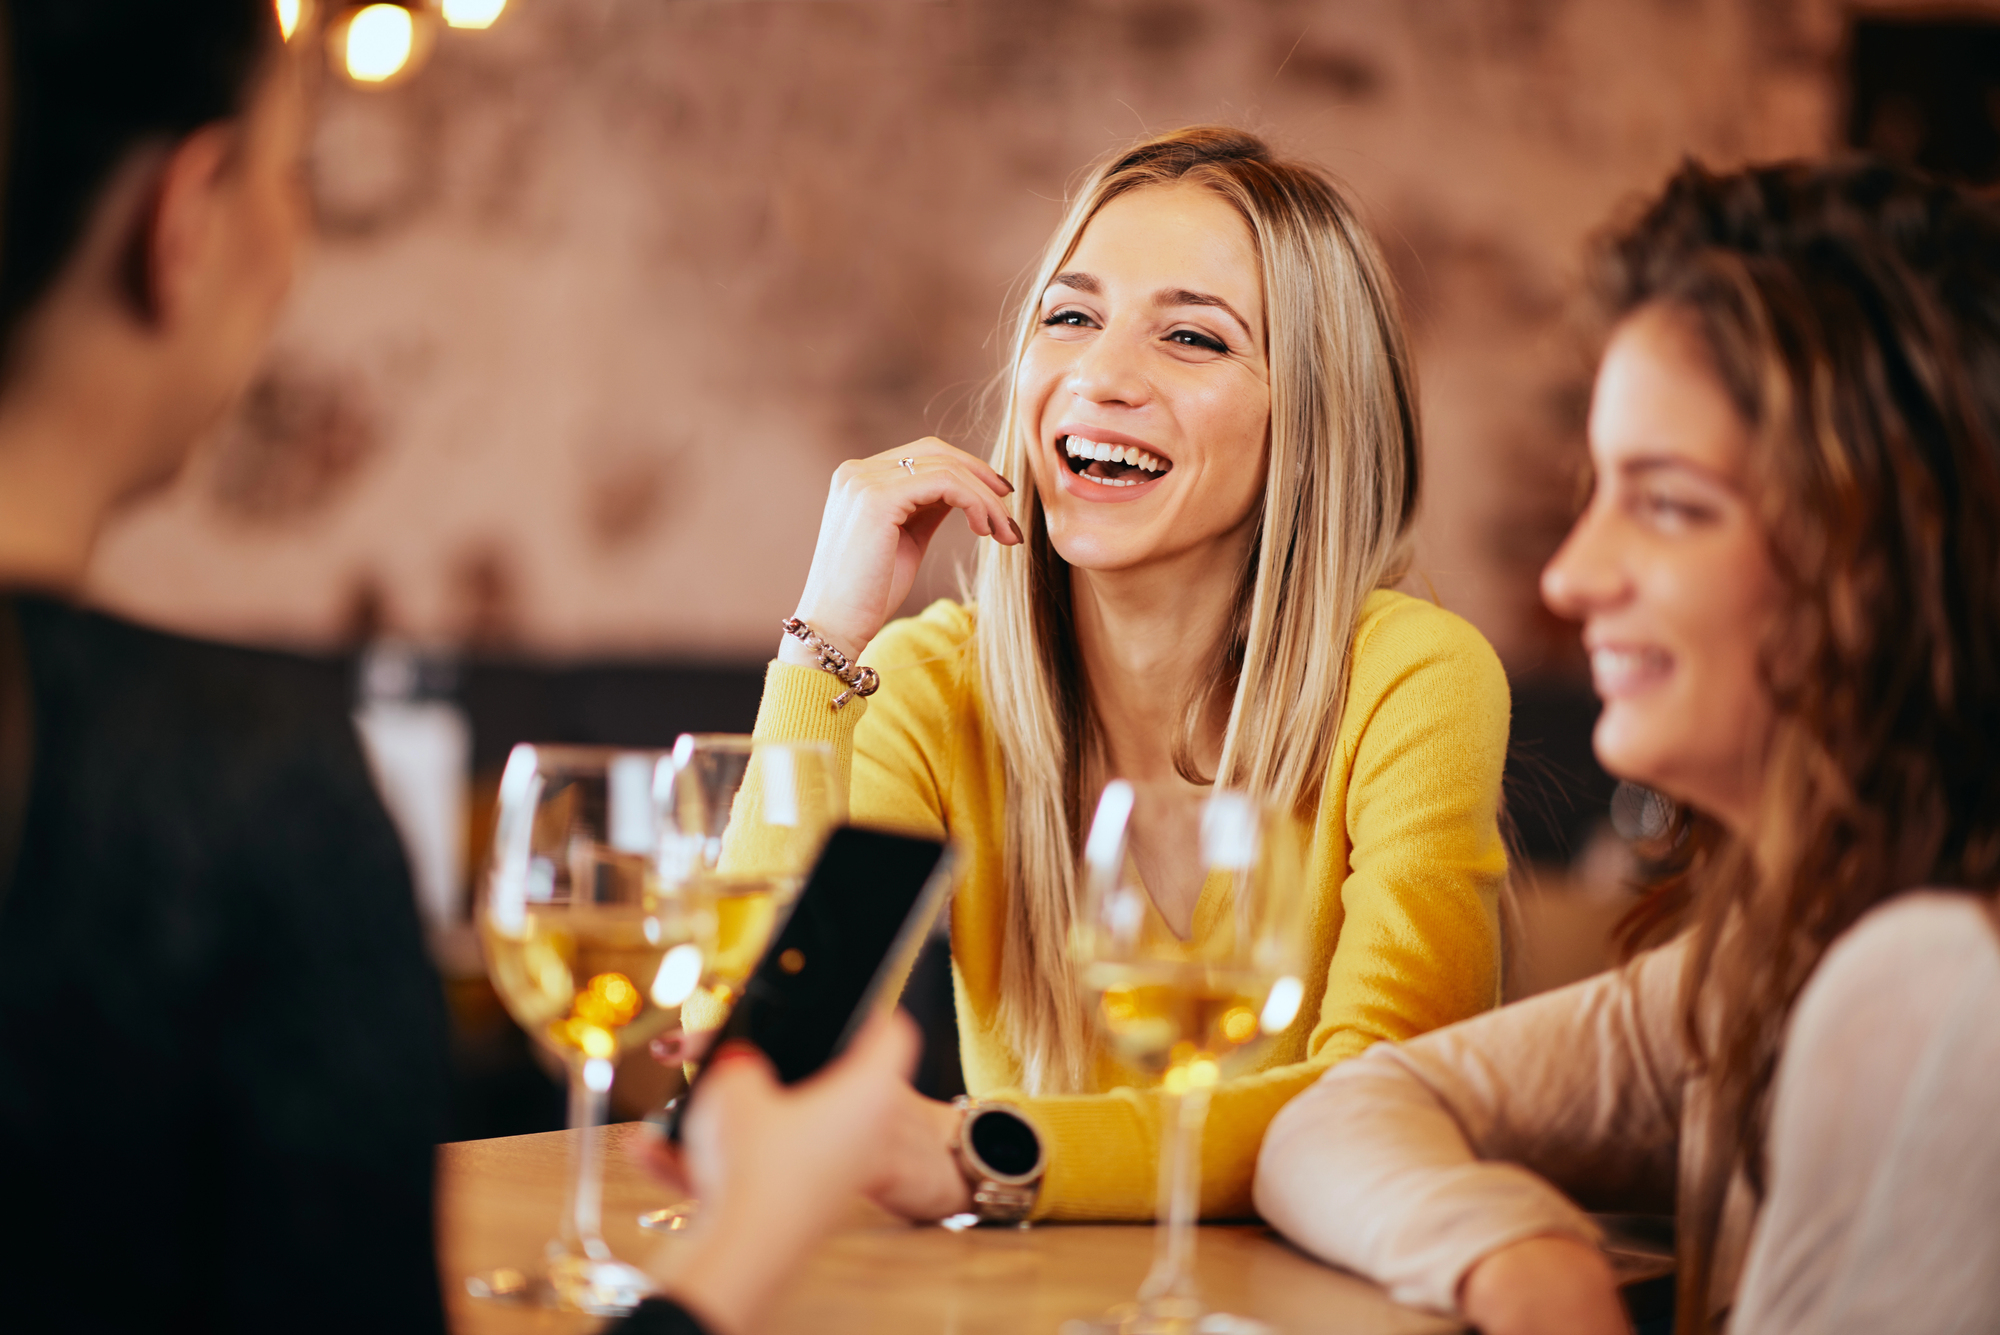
[[1255, 945, 1691, 1314], [1254, 1048, 1601, 1313]]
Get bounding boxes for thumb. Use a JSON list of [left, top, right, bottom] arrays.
[[817, 1009, 921, 1096], [688, 1039, 781, 1115]]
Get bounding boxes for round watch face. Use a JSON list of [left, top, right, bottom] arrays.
[[968, 1107, 1042, 1179]]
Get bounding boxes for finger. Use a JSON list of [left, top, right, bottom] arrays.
[[688, 1039, 780, 1108], [650, 1026, 721, 1067], [877, 462, 1020, 545], [680, 1026, 719, 1066], [896, 437, 1014, 498], [902, 502, 954, 553], [820, 1009, 922, 1092]]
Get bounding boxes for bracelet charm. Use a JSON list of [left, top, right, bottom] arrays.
[[781, 617, 881, 710]]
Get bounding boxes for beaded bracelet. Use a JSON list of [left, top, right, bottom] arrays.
[[781, 617, 881, 710]]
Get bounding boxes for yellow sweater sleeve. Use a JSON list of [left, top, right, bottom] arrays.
[[1015, 596, 1511, 1221], [749, 606, 965, 841]]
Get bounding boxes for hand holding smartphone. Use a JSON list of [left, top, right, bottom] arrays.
[[663, 824, 953, 1140]]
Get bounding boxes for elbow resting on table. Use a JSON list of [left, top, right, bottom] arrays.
[[1250, 1045, 1383, 1253]]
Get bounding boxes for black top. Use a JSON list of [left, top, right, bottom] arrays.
[[0, 599, 716, 1335], [0, 597, 452, 1333]]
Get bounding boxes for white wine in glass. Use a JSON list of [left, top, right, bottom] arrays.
[[471, 744, 699, 1315], [1066, 779, 1309, 1335], [637, 734, 838, 1234]]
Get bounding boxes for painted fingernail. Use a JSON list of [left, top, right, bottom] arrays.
[[1007, 518, 1025, 543], [711, 1040, 761, 1065]]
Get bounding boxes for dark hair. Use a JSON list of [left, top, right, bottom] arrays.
[[1598, 158, 2000, 1333], [0, 0, 276, 349]]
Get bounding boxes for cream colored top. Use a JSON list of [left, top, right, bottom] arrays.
[[1254, 891, 2000, 1333]]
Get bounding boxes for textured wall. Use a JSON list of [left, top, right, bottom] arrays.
[[83, 0, 1852, 666]]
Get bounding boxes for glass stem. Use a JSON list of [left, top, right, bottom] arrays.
[[1138, 1080, 1212, 1310], [561, 1056, 614, 1261]]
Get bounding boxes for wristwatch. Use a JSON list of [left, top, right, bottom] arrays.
[[947, 1097, 1046, 1225]]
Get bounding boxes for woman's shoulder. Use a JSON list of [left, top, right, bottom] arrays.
[[1345, 588, 1508, 712], [1806, 891, 1999, 1015]]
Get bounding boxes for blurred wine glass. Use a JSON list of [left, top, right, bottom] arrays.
[[1064, 779, 1309, 1335], [470, 744, 692, 1315], [637, 734, 839, 1233]]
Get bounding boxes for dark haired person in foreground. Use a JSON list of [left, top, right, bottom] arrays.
[[0, 4, 910, 1332], [1255, 160, 2000, 1335]]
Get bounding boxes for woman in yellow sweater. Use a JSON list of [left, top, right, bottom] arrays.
[[754, 126, 1509, 1224]]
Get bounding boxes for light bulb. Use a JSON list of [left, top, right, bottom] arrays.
[[442, 0, 507, 29], [344, 4, 414, 83]]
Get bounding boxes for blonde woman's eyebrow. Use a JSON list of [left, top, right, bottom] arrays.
[[1157, 288, 1252, 340], [1049, 271, 1100, 294]]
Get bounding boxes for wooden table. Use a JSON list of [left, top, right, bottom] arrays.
[[441, 1126, 1673, 1335], [441, 1124, 1463, 1334]]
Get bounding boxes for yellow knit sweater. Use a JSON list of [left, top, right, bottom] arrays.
[[751, 590, 1509, 1221]]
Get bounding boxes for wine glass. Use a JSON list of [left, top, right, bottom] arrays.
[[470, 744, 696, 1315], [637, 734, 839, 1233], [1065, 780, 1309, 1335]]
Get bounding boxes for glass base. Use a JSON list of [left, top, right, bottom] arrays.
[[638, 1200, 701, 1232], [1059, 1299, 1273, 1335], [466, 1250, 653, 1316]]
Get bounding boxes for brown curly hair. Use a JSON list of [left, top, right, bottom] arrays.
[[1598, 158, 2000, 1332]]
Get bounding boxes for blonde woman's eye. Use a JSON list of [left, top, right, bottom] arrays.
[[1168, 328, 1228, 353], [1040, 308, 1094, 328]]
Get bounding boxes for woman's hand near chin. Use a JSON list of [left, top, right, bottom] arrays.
[[1457, 1236, 1631, 1335], [783, 437, 1022, 666]]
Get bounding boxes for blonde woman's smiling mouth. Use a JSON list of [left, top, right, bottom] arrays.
[[1058, 430, 1173, 490]]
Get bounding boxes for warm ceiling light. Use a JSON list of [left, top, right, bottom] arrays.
[[343, 4, 414, 83], [442, 0, 507, 29], [274, 0, 305, 41]]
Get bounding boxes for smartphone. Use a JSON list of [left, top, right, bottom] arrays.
[[663, 824, 953, 1140]]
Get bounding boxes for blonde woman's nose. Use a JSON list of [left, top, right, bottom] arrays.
[[1063, 324, 1151, 408]]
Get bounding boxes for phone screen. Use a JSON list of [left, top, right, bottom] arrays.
[[668, 825, 951, 1136]]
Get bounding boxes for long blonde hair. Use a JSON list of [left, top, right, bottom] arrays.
[[973, 127, 1422, 1091]]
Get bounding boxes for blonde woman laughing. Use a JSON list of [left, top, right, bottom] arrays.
[[747, 126, 1510, 1224]]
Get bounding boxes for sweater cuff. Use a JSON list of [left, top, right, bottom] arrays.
[[752, 660, 867, 800], [1009, 1088, 1159, 1222]]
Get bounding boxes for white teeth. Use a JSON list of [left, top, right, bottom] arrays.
[[1060, 435, 1169, 477], [1590, 647, 1668, 693]]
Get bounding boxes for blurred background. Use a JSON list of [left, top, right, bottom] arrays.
[[79, 0, 2000, 1135]]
